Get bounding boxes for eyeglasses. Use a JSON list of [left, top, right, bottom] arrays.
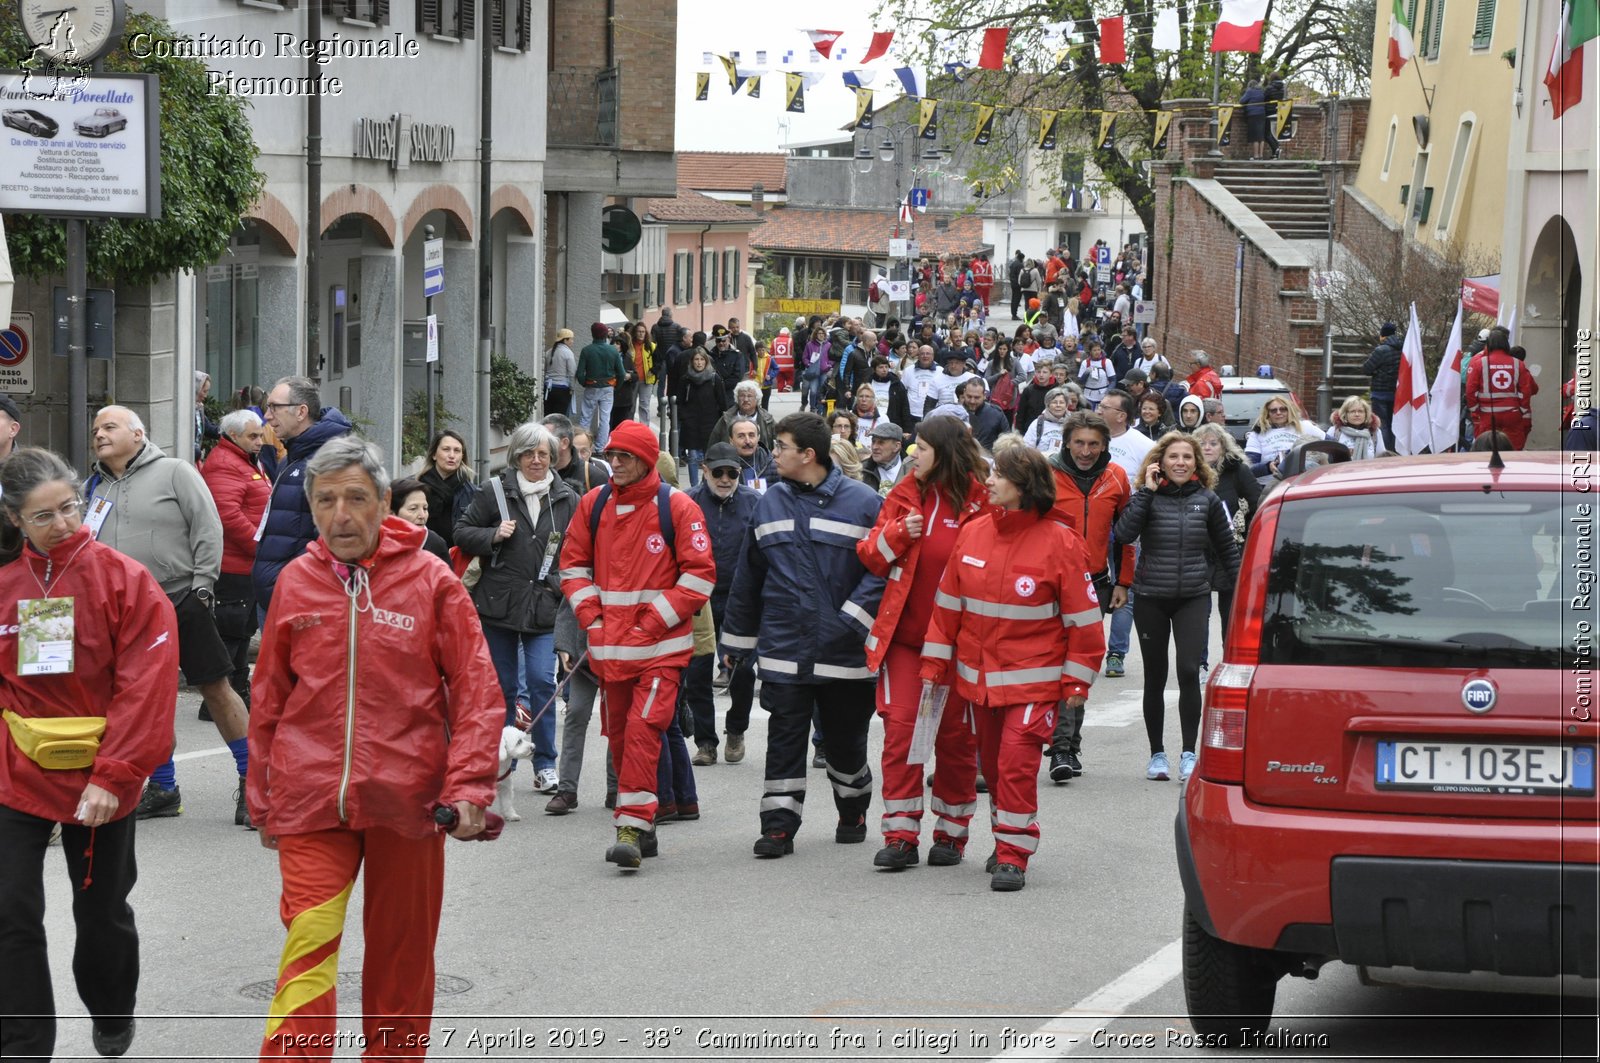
[[23, 498, 86, 527], [709, 468, 740, 480], [771, 440, 801, 455], [265, 402, 302, 411]]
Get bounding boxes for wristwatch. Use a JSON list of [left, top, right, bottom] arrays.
[[195, 586, 215, 610]]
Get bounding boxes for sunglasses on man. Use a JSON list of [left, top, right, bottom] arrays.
[[708, 467, 740, 480]]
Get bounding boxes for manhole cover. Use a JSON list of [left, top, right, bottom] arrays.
[[239, 973, 472, 1001]]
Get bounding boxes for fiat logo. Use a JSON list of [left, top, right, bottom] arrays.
[[1461, 678, 1497, 714]]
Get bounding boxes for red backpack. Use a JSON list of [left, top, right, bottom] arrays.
[[991, 371, 1018, 413]]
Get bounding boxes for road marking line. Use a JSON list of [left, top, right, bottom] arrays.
[[989, 938, 1183, 1060], [174, 745, 229, 762]]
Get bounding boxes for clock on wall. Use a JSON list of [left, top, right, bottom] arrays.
[[17, 0, 126, 64]]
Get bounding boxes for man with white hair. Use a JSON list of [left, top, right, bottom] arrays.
[[708, 379, 777, 451], [194, 371, 219, 463], [201, 408, 270, 713], [1185, 350, 1224, 400], [87, 405, 254, 825]]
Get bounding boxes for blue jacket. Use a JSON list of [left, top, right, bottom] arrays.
[[720, 468, 886, 684], [687, 480, 761, 609], [252, 408, 354, 610]]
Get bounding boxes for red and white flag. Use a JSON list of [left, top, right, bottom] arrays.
[[1387, 0, 1415, 77], [1428, 302, 1465, 453], [1545, 0, 1599, 119], [977, 27, 1010, 69], [1392, 303, 1434, 455], [1211, 0, 1269, 54], [805, 30, 845, 59], [861, 30, 895, 64]]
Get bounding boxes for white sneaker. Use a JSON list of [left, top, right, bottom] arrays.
[[534, 768, 560, 794], [1179, 751, 1198, 781], [1146, 752, 1170, 781]]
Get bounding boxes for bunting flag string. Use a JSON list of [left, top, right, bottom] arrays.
[[973, 104, 996, 145], [785, 71, 805, 113], [1097, 111, 1117, 148], [1275, 98, 1293, 135], [1216, 104, 1235, 145], [717, 54, 741, 92], [1152, 110, 1173, 149], [1037, 108, 1059, 150]]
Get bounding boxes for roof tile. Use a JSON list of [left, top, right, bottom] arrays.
[[676, 151, 788, 194], [642, 188, 764, 225]]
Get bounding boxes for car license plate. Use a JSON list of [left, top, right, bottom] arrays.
[[1376, 741, 1596, 796]]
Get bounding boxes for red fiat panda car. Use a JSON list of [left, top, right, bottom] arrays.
[[1178, 452, 1598, 1041]]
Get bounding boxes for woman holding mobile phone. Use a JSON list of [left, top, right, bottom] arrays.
[[1112, 432, 1240, 783]]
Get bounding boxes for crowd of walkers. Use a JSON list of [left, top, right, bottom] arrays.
[[0, 285, 1584, 1059]]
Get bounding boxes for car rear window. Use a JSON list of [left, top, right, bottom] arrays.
[[1221, 389, 1284, 422], [1259, 491, 1580, 668]]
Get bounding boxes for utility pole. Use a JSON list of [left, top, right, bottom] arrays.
[[1317, 85, 1341, 426], [305, 1, 321, 379], [476, 6, 493, 479]]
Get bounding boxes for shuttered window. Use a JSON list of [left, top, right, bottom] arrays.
[[419, 0, 473, 38], [1420, 0, 1445, 60], [327, 0, 388, 23], [1471, 0, 1495, 49]]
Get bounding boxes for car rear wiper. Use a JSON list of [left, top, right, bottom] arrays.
[[1299, 633, 1478, 655]]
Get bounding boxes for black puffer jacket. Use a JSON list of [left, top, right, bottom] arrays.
[[1362, 336, 1403, 393], [1113, 479, 1241, 599], [454, 470, 579, 634]]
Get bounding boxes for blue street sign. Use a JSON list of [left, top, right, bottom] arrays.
[[423, 267, 445, 298], [1095, 245, 1111, 266], [909, 187, 930, 208]]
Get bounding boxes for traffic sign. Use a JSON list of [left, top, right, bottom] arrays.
[[1095, 245, 1111, 267], [909, 188, 930, 208], [425, 314, 439, 363], [0, 314, 36, 395], [601, 205, 643, 255], [889, 238, 908, 258], [423, 238, 444, 297], [1133, 300, 1156, 325]]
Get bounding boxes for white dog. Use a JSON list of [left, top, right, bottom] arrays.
[[491, 725, 536, 821]]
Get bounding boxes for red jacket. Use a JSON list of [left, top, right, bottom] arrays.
[[1049, 458, 1135, 587], [920, 509, 1106, 706], [200, 435, 270, 576], [1186, 366, 1224, 400], [1466, 349, 1537, 445], [559, 471, 715, 682], [856, 473, 994, 671], [0, 527, 178, 821], [247, 517, 501, 838]]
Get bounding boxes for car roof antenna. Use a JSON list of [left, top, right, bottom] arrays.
[[1486, 427, 1505, 471]]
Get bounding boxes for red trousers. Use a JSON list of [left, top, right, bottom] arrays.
[[974, 700, 1056, 870], [601, 668, 679, 830], [260, 827, 444, 1061], [876, 643, 978, 849]]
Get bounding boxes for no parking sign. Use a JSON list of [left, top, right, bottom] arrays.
[[0, 315, 34, 396]]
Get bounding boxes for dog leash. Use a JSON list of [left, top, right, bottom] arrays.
[[513, 649, 590, 734]]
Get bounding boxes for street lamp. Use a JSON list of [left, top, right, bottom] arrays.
[[853, 145, 876, 175]]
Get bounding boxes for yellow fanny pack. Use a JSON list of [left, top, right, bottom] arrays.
[[3, 709, 106, 770]]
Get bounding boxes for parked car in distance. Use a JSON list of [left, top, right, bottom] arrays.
[[1177, 451, 1597, 1045], [74, 107, 127, 137], [3, 108, 59, 138]]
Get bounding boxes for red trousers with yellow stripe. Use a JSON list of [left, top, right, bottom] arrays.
[[877, 643, 978, 849], [975, 700, 1055, 871], [260, 827, 444, 1061]]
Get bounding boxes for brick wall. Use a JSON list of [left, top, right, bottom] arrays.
[[1151, 170, 1320, 396], [1164, 98, 1370, 165], [615, 0, 676, 154]]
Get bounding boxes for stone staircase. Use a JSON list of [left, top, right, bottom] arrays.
[[1211, 160, 1331, 240], [1327, 335, 1374, 398]]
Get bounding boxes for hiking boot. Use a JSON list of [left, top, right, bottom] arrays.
[[835, 816, 868, 844], [1065, 751, 1083, 777], [92, 1018, 136, 1058], [984, 849, 999, 874], [640, 830, 659, 858], [724, 733, 745, 763], [544, 791, 577, 815], [656, 803, 679, 824], [675, 802, 700, 821], [1049, 751, 1074, 784], [753, 830, 793, 858], [990, 862, 1027, 892], [135, 784, 182, 820], [928, 841, 963, 866], [1104, 653, 1125, 678], [197, 704, 213, 722], [234, 777, 255, 830], [605, 826, 642, 869], [1147, 752, 1171, 781], [691, 744, 717, 767], [873, 839, 919, 870]]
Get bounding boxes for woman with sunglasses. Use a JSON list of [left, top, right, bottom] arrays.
[[0, 449, 179, 1060], [1244, 394, 1319, 481]]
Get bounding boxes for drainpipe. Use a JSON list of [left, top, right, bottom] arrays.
[[697, 223, 711, 333], [476, 4, 493, 479], [305, 1, 321, 378]]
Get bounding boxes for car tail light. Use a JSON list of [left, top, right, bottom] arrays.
[[1200, 665, 1253, 783], [1201, 501, 1280, 784]]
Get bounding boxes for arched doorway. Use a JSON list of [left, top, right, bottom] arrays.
[[1522, 215, 1581, 442]]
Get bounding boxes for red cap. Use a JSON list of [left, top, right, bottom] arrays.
[[604, 420, 659, 469]]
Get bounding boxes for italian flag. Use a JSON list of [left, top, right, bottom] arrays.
[[1388, 0, 1415, 77], [1545, 1, 1600, 119]]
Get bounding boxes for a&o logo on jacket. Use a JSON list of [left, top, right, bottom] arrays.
[[372, 608, 416, 632]]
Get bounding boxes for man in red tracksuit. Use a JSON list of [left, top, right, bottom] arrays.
[[1466, 327, 1537, 449], [249, 436, 501, 1061], [559, 421, 715, 870], [1044, 411, 1134, 782]]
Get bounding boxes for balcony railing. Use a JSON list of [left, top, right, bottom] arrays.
[[548, 66, 620, 148]]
